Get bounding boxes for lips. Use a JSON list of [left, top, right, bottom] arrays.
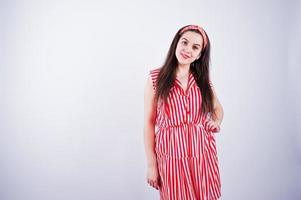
[[181, 52, 190, 59]]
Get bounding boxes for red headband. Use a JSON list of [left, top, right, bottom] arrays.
[[180, 25, 208, 48]]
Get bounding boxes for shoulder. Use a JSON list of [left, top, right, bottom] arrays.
[[148, 67, 161, 91], [149, 67, 161, 77]]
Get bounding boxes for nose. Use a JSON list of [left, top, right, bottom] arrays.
[[183, 45, 193, 53]]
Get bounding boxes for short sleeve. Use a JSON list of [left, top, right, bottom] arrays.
[[149, 68, 161, 91]]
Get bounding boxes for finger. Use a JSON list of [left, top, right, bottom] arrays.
[[151, 180, 157, 189], [213, 127, 220, 133], [212, 125, 220, 132], [210, 125, 217, 132], [152, 184, 158, 190], [149, 180, 154, 188], [207, 121, 214, 130], [153, 181, 159, 190], [208, 122, 216, 130], [206, 121, 212, 128], [211, 122, 218, 130]]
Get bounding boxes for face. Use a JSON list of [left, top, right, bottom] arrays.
[[175, 31, 203, 66]]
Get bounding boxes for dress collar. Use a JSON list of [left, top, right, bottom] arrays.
[[174, 72, 196, 95]]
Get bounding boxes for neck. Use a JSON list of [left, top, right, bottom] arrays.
[[176, 63, 190, 76]]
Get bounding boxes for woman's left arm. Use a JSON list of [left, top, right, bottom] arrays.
[[204, 83, 224, 132], [211, 85, 224, 126]]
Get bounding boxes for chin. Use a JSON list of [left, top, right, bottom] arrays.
[[178, 60, 192, 66]]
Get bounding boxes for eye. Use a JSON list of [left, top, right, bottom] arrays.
[[182, 41, 188, 45], [193, 46, 199, 50]]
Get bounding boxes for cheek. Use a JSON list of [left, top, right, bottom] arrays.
[[175, 45, 182, 56], [193, 51, 201, 58], [175, 44, 182, 51]]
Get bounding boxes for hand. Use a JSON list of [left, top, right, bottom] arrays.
[[204, 118, 221, 133], [146, 164, 161, 190]]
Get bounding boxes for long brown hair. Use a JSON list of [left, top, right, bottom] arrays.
[[154, 25, 214, 115]]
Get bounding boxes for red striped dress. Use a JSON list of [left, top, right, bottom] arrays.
[[149, 68, 221, 200]]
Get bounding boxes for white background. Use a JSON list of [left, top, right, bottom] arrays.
[[0, 0, 300, 199]]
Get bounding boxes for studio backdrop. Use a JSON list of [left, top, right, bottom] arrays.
[[0, 0, 300, 200]]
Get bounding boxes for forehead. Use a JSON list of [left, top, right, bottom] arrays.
[[179, 31, 203, 45]]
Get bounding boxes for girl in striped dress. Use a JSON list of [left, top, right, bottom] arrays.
[[144, 25, 224, 200]]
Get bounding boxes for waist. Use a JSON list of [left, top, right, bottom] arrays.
[[158, 122, 204, 129]]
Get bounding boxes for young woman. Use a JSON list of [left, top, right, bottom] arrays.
[[144, 25, 224, 200]]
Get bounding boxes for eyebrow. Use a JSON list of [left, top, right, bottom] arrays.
[[181, 38, 202, 47]]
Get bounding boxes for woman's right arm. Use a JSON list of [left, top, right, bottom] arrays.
[[143, 73, 160, 189]]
